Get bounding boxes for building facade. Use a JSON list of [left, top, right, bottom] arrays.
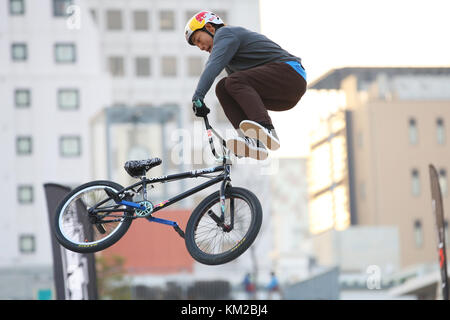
[[307, 109, 353, 234], [308, 67, 450, 268], [0, 0, 111, 273]]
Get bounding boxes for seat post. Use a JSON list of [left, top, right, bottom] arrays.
[[140, 176, 149, 201]]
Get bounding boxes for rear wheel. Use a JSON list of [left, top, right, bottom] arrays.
[[185, 187, 262, 265], [53, 180, 133, 253]]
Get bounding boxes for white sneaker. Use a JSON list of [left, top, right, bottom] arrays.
[[226, 136, 269, 160], [239, 120, 280, 150]]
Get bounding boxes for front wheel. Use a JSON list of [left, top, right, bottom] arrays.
[[53, 180, 133, 253], [185, 187, 263, 265]]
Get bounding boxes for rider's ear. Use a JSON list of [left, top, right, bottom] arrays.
[[204, 23, 216, 35]]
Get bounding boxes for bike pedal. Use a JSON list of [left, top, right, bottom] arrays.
[[173, 225, 185, 239]]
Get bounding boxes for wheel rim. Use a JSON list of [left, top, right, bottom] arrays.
[[58, 185, 127, 246], [193, 196, 253, 256]]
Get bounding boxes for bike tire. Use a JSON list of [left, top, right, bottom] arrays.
[[185, 187, 262, 265], [53, 180, 133, 253]]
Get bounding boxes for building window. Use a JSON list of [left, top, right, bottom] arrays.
[[159, 10, 175, 30], [133, 10, 149, 30], [161, 56, 177, 77], [19, 234, 35, 254], [408, 118, 418, 145], [10, 0, 25, 15], [436, 118, 446, 145], [108, 56, 125, 77], [106, 10, 123, 30], [17, 136, 32, 155], [60, 136, 81, 157], [89, 9, 97, 23], [18, 185, 33, 204], [54, 43, 76, 63], [135, 57, 151, 77], [414, 220, 424, 248], [439, 168, 448, 196], [53, 0, 73, 17], [411, 169, 420, 197], [15, 89, 31, 108], [11, 43, 27, 61], [58, 89, 79, 110], [187, 56, 203, 77]]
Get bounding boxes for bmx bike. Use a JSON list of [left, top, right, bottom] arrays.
[[53, 114, 263, 265]]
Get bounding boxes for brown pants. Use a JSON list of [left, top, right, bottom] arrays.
[[215, 62, 307, 129]]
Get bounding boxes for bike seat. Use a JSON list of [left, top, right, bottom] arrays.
[[124, 158, 162, 177]]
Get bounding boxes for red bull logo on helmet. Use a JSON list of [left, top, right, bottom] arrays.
[[195, 11, 208, 22]]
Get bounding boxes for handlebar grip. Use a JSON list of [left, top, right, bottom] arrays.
[[194, 99, 203, 108]]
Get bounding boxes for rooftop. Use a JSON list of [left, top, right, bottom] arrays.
[[309, 66, 450, 90]]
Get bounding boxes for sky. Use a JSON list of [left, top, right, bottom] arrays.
[[258, 0, 450, 157]]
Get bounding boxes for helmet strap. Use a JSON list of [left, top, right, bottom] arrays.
[[203, 27, 215, 40]]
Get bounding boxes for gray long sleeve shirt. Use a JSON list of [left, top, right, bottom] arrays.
[[192, 26, 302, 101]]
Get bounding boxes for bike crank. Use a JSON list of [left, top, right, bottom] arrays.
[[135, 200, 154, 218]]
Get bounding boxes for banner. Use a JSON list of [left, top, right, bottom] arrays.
[[428, 165, 449, 300], [44, 183, 98, 300]]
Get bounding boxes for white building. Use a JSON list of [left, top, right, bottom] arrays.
[[0, 0, 110, 287], [1, 0, 276, 298]]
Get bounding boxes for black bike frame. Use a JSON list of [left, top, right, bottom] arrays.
[[91, 116, 232, 238]]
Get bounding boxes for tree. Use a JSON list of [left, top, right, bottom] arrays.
[[96, 254, 131, 300]]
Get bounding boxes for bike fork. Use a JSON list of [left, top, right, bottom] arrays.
[[216, 164, 234, 231]]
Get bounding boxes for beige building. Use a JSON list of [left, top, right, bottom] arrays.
[[308, 67, 450, 268]]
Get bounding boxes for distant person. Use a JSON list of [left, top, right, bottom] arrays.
[[266, 271, 281, 299], [242, 273, 256, 299], [185, 11, 307, 160]]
